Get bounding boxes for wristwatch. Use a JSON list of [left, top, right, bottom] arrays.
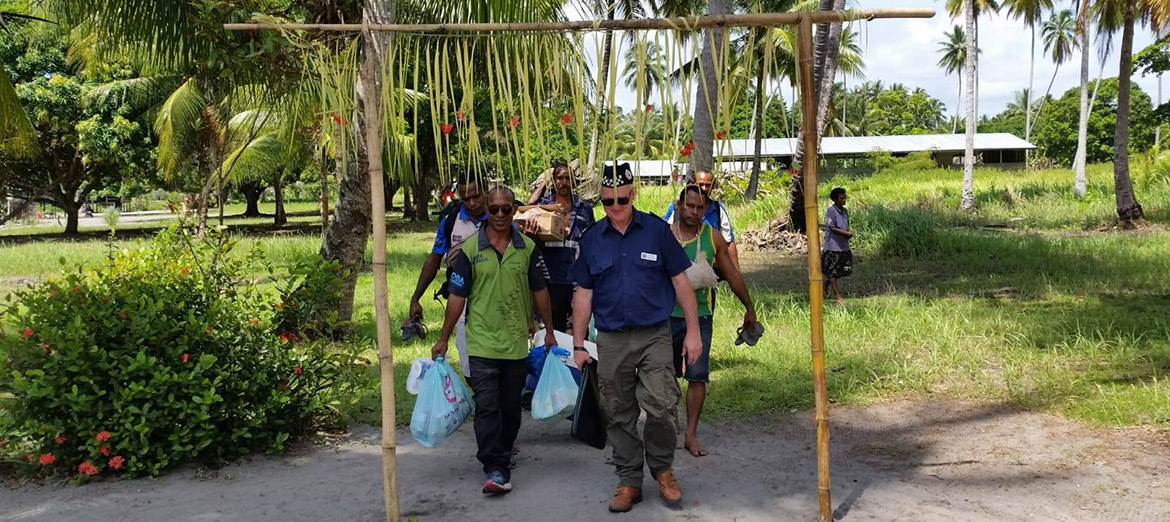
[[573, 346, 588, 352]]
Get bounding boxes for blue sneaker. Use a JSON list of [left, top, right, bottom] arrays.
[[482, 470, 512, 495]]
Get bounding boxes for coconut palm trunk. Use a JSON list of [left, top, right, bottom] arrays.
[[1113, 1, 1144, 224], [788, 0, 845, 233], [586, 7, 617, 178], [747, 28, 767, 200], [953, 74, 962, 133], [1025, 21, 1035, 164], [318, 146, 330, 231], [691, 0, 733, 173], [1074, 20, 1089, 196], [961, 0, 977, 211]]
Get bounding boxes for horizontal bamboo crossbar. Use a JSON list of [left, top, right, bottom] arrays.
[[224, 8, 935, 33]]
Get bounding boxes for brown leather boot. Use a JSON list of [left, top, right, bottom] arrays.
[[654, 470, 682, 504], [608, 486, 643, 513]]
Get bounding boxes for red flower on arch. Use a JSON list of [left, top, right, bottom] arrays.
[[440, 122, 454, 136], [560, 113, 573, 126], [715, 130, 727, 140], [507, 116, 520, 129]]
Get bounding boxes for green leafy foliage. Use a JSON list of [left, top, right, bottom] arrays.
[[1029, 78, 1156, 165], [0, 227, 365, 479]]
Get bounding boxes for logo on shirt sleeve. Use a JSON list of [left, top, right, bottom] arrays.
[[640, 252, 658, 262], [450, 272, 466, 289]]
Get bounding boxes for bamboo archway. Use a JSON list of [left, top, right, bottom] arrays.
[[227, 7, 935, 522]]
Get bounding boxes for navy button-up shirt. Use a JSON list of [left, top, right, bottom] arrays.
[[537, 193, 596, 285], [571, 209, 691, 332]]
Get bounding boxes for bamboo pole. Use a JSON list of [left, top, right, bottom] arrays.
[[224, 8, 934, 34], [360, 7, 400, 522], [797, 13, 832, 522]]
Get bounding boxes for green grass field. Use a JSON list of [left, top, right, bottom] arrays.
[[2, 165, 1168, 429]]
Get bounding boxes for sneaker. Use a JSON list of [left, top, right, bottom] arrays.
[[482, 470, 513, 495]]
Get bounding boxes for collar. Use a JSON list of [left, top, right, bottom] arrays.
[[603, 208, 646, 234], [476, 224, 527, 250], [458, 205, 487, 222]]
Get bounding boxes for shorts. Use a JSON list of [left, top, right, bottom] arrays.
[[670, 315, 713, 383]]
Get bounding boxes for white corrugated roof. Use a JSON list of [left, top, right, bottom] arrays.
[[722, 133, 1035, 158]]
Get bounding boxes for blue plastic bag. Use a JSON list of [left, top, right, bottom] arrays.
[[531, 347, 580, 421], [525, 345, 581, 391], [410, 357, 474, 448]]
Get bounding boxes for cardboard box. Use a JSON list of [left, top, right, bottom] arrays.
[[516, 205, 566, 242]]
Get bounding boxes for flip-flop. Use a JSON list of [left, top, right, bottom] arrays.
[[735, 323, 765, 347]]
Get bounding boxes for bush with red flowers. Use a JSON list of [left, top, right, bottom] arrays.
[[0, 227, 366, 479]]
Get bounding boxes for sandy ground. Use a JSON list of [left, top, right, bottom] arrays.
[[2, 400, 1167, 522]]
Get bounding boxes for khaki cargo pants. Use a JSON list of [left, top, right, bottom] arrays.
[[596, 322, 682, 487]]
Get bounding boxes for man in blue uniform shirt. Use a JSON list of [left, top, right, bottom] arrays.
[[571, 162, 702, 513]]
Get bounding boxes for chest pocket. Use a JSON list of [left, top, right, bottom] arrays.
[[634, 251, 662, 270], [588, 255, 614, 276]]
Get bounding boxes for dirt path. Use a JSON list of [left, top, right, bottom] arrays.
[[2, 400, 1167, 522]]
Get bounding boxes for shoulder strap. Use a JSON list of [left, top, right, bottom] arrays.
[[441, 201, 462, 242]]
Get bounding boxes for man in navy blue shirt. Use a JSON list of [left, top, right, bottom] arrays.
[[522, 162, 595, 332], [571, 162, 701, 513]]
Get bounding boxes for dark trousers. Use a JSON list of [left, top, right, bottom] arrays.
[[546, 283, 574, 332], [469, 356, 527, 476]]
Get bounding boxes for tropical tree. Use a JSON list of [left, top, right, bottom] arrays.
[[945, 0, 1001, 210], [1005, 0, 1054, 154], [937, 24, 970, 133], [0, 22, 154, 233], [622, 38, 668, 105], [587, 0, 645, 179], [1035, 9, 1077, 133]]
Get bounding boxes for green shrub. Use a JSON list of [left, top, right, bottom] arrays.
[[0, 227, 364, 480], [270, 256, 350, 340]]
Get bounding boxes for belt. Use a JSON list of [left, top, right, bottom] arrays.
[[542, 239, 579, 249], [600, 321, 667, 334]]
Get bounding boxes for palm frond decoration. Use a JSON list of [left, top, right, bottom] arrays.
[[0, 68, 39, 158]]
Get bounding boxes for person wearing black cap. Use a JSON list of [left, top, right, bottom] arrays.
[[570, 162, 702, 513]]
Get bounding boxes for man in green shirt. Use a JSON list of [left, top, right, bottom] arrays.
[[669, 184, 758, 458], [432, 186, 556, 496]]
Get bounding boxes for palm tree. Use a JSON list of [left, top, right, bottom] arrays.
[[961, 0, 979, 211], [947, 0, 1002, 129], [621, 38, 668, 104], [587, 0, 645, 180], [937, 25, 969, 133], [1035, 9, 1077, 131], [1005, 0, 1054, 156], [1073, 0, 1093, 198]]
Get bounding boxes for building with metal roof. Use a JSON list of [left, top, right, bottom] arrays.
[[618, 133, 1037, 183]]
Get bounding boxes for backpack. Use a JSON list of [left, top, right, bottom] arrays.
[[433, 200, 464, 301]]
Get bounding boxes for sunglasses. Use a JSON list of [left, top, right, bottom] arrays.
[[488, 205, 514, 216], [600, 197, 631, 207]]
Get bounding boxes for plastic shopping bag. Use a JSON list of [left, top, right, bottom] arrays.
[[410, 357, 474, 448], [570, 361, 607, 449], [406, 358, 435, 395], [531, 346, 580, 421], [525, 344, 581, 391]]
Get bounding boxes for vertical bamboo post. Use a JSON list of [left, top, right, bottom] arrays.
[[361, 10, 400, 522], [797, 13, 832, 522]]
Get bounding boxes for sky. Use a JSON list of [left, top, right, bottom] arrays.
[[564, 0, 1164, 120]]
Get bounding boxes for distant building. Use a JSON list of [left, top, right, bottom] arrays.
[[618, 133, 1038, 183]]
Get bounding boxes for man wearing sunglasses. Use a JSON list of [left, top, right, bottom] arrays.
[[432, 186, 557, 496], [570, 162, 703, 513], [409, 173, 487, 376]]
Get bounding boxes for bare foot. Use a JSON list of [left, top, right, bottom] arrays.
[[684, 436, 708, 457], [835, 296, 846, 305]]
